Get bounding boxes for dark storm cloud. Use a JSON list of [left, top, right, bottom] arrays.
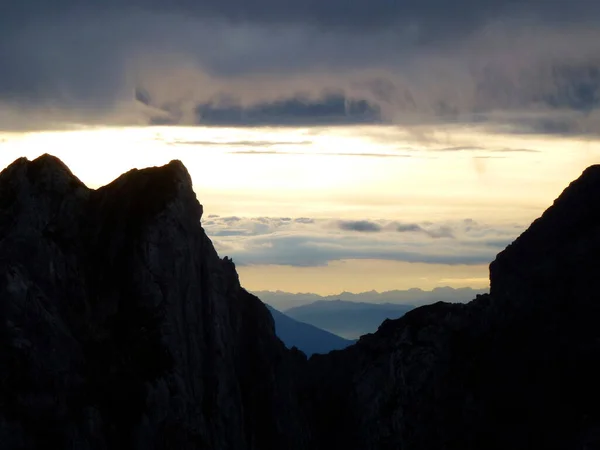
[[6, 0, 600, 33], [2, 0, 600, 132], [191, 95, 381, 126]]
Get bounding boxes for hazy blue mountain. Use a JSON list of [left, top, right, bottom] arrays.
[[266, 305, 354, 356], [284, 300, 416, 339], [253, 287, 488, 311]]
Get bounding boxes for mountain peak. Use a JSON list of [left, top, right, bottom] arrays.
[[0, 153, 86, 193], [0, 155, 301, 449], [490, 164, 600, 300], [93, 157, 203, 224], [104, 159, 193, 193]]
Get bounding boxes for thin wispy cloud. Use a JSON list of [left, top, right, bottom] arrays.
[[167, 140, 313, 147], [436, 146, 541, 153], [493, 148, 541, 153], [227, 150, 411, 158], [439, 147, 486, 152]]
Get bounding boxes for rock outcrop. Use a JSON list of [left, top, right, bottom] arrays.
[[0, 155, 309, 450], [1, 154, 600, 450], [302, 165, 600, 450]]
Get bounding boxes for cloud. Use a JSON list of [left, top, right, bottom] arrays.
[[494, 148, 541, 153], [439, 146, 486, 152], [396, 223, 423, 233], [166, 139, 313, 147], [5, 1, 600, 33], [395, 223, 455, 238], [227, 150, 410, 158], [228, 234, 493, 267], [221, 216, 242, 223], [202, 215, 526, 267], [436, 146, 542, 153], [2, 2, 600, 133], [338, 220, 382, 232], [189, 95, 380, 126]]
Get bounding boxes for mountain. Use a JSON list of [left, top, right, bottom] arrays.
[[0, 155, 310, 450], [254, 286, 488, 311], [266, 305, 354, 356], [302, 164, 600, 450], [285, 300, 415, 339], [1, 155, 600, 449], [250, 291, 324, 311]]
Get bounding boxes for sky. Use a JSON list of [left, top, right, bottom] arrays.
[[1, 0, 599, 295]]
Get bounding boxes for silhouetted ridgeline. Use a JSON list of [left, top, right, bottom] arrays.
[[0, 154, 599, 449]]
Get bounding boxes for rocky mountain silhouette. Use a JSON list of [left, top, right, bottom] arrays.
[[254, 287, 487, 311], [0, 154, 599, 449], [0, 155, 309, 450]]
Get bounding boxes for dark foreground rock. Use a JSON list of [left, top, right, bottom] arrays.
[[0, 155, 599, 450], [303, 165, 600, 450], [0, 155, 309, 450]]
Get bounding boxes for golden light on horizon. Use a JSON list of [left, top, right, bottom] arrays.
[[1, 124, 598, 293], [237, 259, 490, 296]]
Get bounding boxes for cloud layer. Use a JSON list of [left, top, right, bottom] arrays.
[[2, 1, 600, 132], [202, 215, 523, 267]]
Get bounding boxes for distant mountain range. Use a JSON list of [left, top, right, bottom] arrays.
[[255, 287, 487, 338], [253, 286, 488, 311], [266, 305, 354, 356], [283, 300, 415, 339]]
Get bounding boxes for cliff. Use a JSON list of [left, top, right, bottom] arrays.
[[302, 165, 600, 450], [0, 155, 309, 450], [1, 154, 599, 450]]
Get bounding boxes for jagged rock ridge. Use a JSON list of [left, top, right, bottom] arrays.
[[0, 155, 309, 450], [302, 165, 600, 450], [1, 155, 600, 450]]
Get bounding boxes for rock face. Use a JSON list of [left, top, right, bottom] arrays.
[[302, 165, 600, 450], [1, 154, 600, 450], [0, 155, 309, 450]]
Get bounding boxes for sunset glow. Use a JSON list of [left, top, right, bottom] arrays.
[[2, 125, 598, 294]]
